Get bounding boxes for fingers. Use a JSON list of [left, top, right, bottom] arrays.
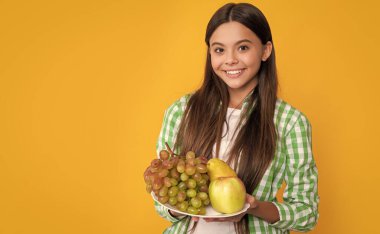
[[246, 194, 254, 205], [246, 194, 258, 208], [192, 216, 199, 222], [204, 218, 239, 222], [168, 209, 184, 217], [204, 218, 227, 222], [203, 213, 244, 223]]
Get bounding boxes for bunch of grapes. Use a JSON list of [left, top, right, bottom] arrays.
[[144, 147, 210, 215]]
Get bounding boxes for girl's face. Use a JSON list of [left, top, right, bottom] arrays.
[[209, 21, 272, 97]]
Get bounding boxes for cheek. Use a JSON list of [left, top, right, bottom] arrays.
[[242, 54, 262, 68], [211, 56, 223, 70]]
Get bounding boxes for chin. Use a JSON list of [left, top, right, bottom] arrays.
[[225, 80, 245, 89]]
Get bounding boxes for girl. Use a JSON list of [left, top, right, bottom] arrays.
[[154, 2, 319, 234]]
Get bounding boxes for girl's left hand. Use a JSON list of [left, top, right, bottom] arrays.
[[191, 194, 258, 223]]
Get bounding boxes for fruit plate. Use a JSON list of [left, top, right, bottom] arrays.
[[151, 192, 250, 218]]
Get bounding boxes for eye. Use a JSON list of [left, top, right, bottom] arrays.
[[238, 45, 249, 51], [214, 48, 224, 53]]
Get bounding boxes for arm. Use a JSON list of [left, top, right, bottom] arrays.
[[199, 194, 280, 223], [247, 199, 279, 224], [154, 97, 188, 222], [154, 201, 185, 223], [196, 113, 319, 229], [269, 113, 319, 231]]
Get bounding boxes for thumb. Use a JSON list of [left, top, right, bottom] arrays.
[[246, 194, 257, 208]]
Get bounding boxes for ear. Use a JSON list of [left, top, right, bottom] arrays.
[[261, 41, 273, 62]]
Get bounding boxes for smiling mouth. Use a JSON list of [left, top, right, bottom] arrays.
[[224, 69, 245, 77]]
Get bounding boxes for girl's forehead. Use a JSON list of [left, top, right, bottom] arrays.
[[210, 22, 259, 45]]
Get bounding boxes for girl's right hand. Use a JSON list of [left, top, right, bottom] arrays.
[[169, 209, 184, 217]]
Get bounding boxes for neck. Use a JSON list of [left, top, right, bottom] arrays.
[[228, 77, 258, 109]]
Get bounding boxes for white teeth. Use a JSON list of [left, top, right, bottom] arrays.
[[225, 70, 242, 75]]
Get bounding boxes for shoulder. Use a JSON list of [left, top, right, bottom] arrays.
[[164, 94, 192, 117], [275, 98, 311, 136]]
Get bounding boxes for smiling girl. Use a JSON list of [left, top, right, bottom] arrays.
[[154, 3, 319, 234]]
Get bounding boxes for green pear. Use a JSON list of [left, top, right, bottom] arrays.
[[207, 158, 237, 181]]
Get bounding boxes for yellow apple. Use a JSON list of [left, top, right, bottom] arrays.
[[208, 176, 246, 214]]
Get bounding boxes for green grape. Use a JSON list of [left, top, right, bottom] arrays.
[[190, 197, 202, 208], [169, 197, 177, 206], [146, 184, 152, 193], [152, 189, 160, 197], [197, 178, 206, 186], [196, 164, 207, 173], [199, 184, 208, 193], [168, 186, 179, 197], [151, 159, 162, 168], [171, 156, 179, 166], [147, 174, 156, 185], [178, 201, 188, 212], [198, 206, 206, 215], [203, 198, 210, 206], [144, 149, 210, 217], [197, 192, 208, 201], [149, 166, 160, 173], [178, 181, 187, 190], [152, 178, 163, 190], [201, 173, 209, 181], [178, 158, 185, 164], [170, 168, 180, 179], [177, 161, 185, 173], [159, 186, 168, 196], [170, 178, 178, 186], [163, 177, 171, 187], [159, 150, 170, 160], [162, 159, 174, 170], [187, 206, 199, 215], [186, 179, 196, 189], [180, 173, 189, 181], [168, 158, 176, 169], [186, 151, 196, 160], [177, 191, 186, 202], [194, 157, 201, 165], [186, 189, 197, 198], [158, 195, 169, 204], [144, 167, 153, 184], [185, 165, 196, 175], [158, 168, 169, 178], [192, 172, 202, 182], [148, 173, 159, 185], [186, 158, 196, 166]]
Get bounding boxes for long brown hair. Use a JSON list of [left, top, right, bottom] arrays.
[[174, 3, 278, 233]]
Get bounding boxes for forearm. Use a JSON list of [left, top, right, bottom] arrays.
[[154, 201, 184, 222], [247, 200, 280, 224]]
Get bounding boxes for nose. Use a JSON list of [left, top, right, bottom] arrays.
[[225, 51, 238, 65]]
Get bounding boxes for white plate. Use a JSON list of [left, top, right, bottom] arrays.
[[151, 192, 250, 218]]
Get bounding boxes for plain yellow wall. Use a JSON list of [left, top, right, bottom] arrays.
[[1, 0, 379, 233]]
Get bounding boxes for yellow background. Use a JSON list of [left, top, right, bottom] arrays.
[[0, 0, 379, 233]]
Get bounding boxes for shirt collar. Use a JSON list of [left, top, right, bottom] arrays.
[[241, 88, 256, 112]]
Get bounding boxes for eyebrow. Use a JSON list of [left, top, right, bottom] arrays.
[[210, 39, 253, 47]]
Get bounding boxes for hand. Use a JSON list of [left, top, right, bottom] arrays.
[[191, 194, 258, 223], [169, 209, 185, 217]]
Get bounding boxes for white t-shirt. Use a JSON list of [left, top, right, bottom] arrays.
[[190, 107, 242, 234]]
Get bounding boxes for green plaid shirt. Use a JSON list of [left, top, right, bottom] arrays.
[[155, 94, 319, 233]]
